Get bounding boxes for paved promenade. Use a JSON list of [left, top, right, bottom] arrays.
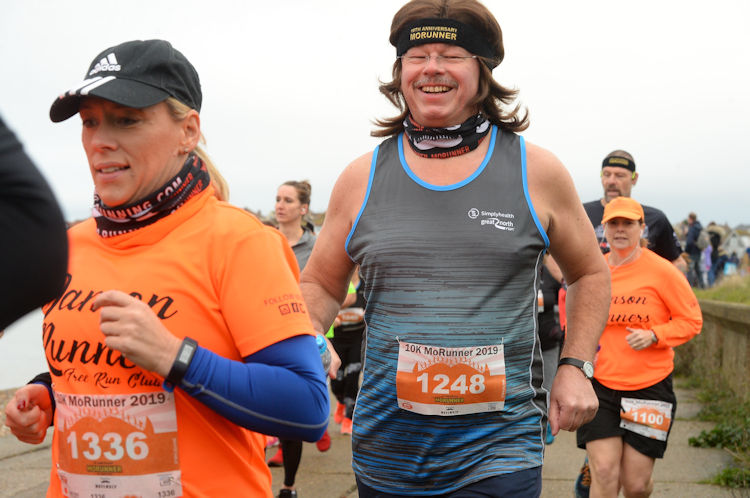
[[0, 386, 742, 497]]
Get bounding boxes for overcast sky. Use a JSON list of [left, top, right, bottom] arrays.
[[2, 0, 749, 227]]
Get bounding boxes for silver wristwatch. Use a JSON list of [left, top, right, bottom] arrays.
[[558, 357, 594, 380]]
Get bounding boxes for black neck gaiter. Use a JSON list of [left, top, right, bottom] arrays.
[[93, 154, 210, 238], [403, 113, 490, 159]]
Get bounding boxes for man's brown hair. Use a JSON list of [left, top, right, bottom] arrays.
[[373, 0, 529, 138]]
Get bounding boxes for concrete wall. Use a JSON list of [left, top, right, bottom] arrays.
[[674, 300, 750, 402]]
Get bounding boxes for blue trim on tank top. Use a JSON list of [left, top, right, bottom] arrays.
[[397, 125, 498, 191], [520, 136, 550, 248], [345, 145, 380, 256]]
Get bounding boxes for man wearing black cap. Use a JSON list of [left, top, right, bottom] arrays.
[[583, 150, 686, 271], [300, 0, 610, 495]]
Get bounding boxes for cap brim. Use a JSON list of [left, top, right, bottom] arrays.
[[49, 78, 170, 122], [602, 212, 642, 224]]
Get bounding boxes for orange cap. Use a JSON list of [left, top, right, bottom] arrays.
[[602, 197, 644, 224]]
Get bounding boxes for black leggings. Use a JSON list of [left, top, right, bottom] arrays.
[[280, 439, 303, 487]]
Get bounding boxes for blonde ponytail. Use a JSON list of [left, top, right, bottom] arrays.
[[165, 97, 229, 201]]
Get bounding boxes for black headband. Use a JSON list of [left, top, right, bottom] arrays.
[[394, 18, 500, 69], [602, 156, 636, 172]]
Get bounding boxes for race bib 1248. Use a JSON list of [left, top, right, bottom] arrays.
[[396, 340, 506, 416]]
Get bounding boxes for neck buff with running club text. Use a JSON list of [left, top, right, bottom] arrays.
[[93, 154, 210, 238], [403, 113, 490, 159]]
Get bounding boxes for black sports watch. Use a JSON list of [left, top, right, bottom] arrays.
[[558, 357, 594, 380], [166, 337, 198, 386]]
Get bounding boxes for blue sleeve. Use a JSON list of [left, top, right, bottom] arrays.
[[173, 334, 329, 441]]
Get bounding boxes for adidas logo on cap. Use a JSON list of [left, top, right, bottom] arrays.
[[89, 53, 121, 76], [50, 39, 203, 123]]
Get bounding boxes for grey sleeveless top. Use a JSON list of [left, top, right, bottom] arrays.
[[345, 126, 550, 494]]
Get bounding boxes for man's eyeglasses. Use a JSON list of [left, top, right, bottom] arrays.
[[397, 55, 478, 66]]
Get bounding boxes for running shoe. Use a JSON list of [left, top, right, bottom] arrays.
[[267, 448, 283, 467], [316, 430, 331, 452], [333, 402, 346, 424], [574, 457, 591, 498], [265, 436, 279, 448], [341, 417, 353, 436], [278, 489, 297, 498]]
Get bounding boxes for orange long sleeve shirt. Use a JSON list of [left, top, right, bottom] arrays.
[[595, 248, 703, 390]]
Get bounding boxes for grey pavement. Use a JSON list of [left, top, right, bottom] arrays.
[[0, 387, 743, 497]]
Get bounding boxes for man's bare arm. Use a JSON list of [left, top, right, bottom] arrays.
[[300, 153, 371, 334], [526, 142, 611, 433]]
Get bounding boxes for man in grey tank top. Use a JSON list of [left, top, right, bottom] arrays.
[[300, 1, 611, 496]]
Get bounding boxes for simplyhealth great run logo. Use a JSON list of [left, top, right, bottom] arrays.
[[467, 208, 516, 231], [41, 273, 178, 389]]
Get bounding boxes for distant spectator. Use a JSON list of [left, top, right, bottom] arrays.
[[701, 245, 712, 287], [684, 212, 704, 288], [724, 252, 740, 277], [713, 248, 729, 285], [706, 223, 724, 286]]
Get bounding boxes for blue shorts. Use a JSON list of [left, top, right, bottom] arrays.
[[356, 467, 542, 497]]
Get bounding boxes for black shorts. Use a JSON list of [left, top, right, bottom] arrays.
[[576, 374, 677, 459]]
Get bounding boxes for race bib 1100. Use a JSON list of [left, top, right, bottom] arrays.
[[619, 397, 673, 441]]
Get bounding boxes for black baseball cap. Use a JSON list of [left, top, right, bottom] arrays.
[[49, 39, 201, 123]]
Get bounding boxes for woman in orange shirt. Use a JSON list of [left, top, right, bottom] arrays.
[[576, 197, 702, 497], [4, 39, 330, 497]]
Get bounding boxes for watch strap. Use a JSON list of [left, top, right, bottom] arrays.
[[558, 357, 593, 379], [166, 337, 198, 387]]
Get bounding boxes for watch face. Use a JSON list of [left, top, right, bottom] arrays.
[[582, 362, 595, 378]]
